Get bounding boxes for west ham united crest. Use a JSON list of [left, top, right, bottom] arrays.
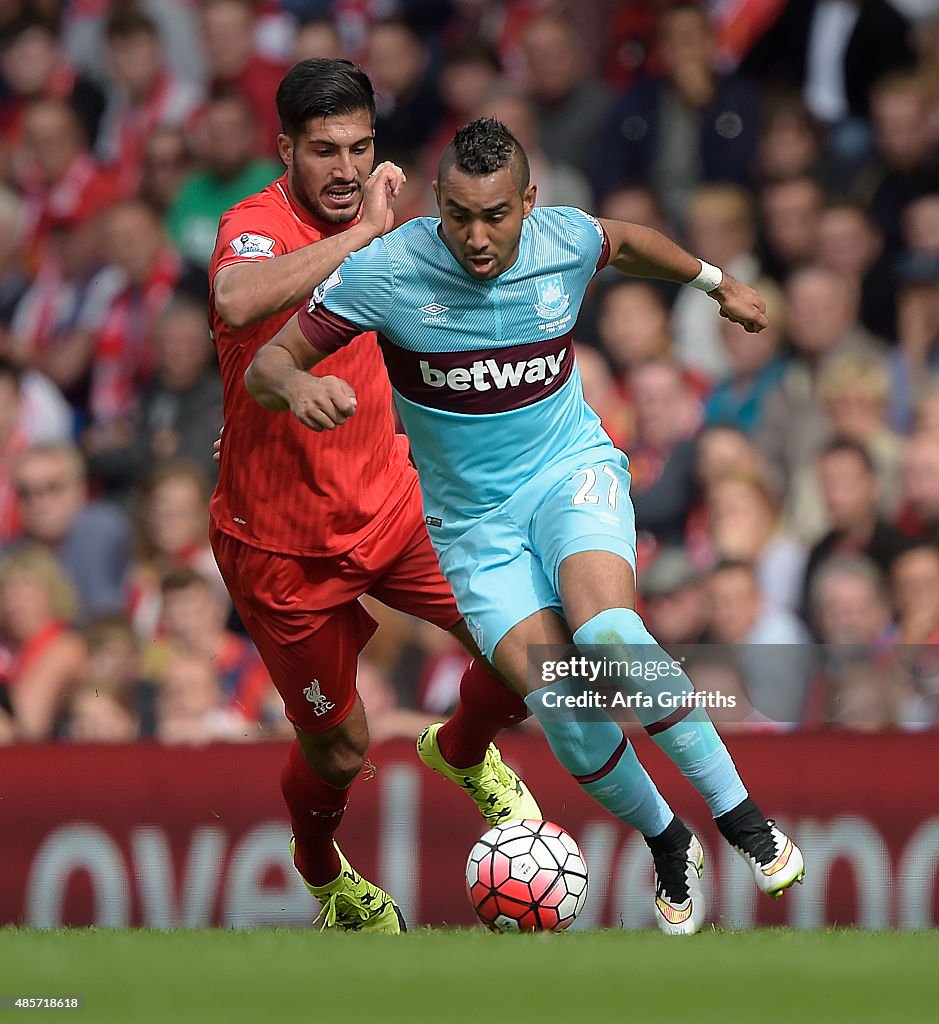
[[534, 274, 570, 320]]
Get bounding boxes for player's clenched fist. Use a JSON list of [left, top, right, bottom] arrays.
[[284, 374, 357, 431], [360, 161, 407, 240], [710, 275, 768, 334]]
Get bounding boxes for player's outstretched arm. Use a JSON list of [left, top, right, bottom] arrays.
[[215, 161, 405, 330], [245, 313, 356, 432], [598, 218, 768, 333]]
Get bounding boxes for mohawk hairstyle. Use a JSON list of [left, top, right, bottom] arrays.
[[439, 118, 530, 194]]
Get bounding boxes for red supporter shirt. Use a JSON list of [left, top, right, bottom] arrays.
[[208, 175, 413, 557]]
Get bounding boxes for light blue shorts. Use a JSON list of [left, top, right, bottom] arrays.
[[436, 450, 637, 660]]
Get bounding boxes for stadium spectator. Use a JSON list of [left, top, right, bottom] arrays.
[[0, 357, 69, 510], [902, 192, 939, 257], [739, 0, 916, 123], [752, 91, 825, 186], [85, 296, 223, 501], [595, 3, 761, 221], [156, 567, 271, 725], [66, 683, 140, 742], [759, 265, 886, 539], [911, 380, 939, 437], [705, 559, 812, 724], [74, 613, 155, 739], [97, 10, 202, 194], [13, 99, 120, 267], [139, 299, 223, 481], [59, 0, 207, 92], [888, 244, 939, 431], [520, 12, 611, 180], [639, 547, 709, 646], [672, 183, 762, 379], [0, 358, 28, 543], [679, 652, 782, 733], [802, 439, 915, 618], [366, 19, 445, 158], [851, 71, 939, 255], [10, 442, 130, 619], [80, 200, 204, 475], [887, 542, 939, 722], [705, 473, 806, 612], [7, 179, 116, 420], [896, 432, 939, 542], [817, 353, 905, 516], [0, 14, 106, 151], [292, 17, 343, 63], [827, 661, 926, 731], [0, 543, 87, 740], [628, 360, 702, 547], [154, 650, 248, 745], [816, 202, 896, 340], [758, 175, 825, 281], [597, 185, 667, 233], [809, 554, 894, 646], [596, 281, 676, 386], [696, 424, 768, 490], [139, 126, 193, 216], [803, 556, 910, 733], [704, 278, 787, 435], [128, 461, 224, 639], [201, 0, 286, 156], [891, 541, 939, 642], [0, 187, 29, 338], [167, 94, 282, 268]]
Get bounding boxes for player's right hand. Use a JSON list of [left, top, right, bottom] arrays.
[[286, 374, 357, 431], [361, 161, 406, 240]]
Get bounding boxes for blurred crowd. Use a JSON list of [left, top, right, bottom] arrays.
[[1, 0, 939, 744]]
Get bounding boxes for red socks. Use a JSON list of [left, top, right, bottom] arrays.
[[282, 664, 528, 884], [436, 659, 530, 768], [280, 739, 348, 887]]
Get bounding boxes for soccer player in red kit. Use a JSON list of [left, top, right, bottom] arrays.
[[208, 59, 540, 932]]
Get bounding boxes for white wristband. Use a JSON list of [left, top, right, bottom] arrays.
[[688, 259, 723, 292]]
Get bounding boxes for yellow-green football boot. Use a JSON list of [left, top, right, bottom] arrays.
[[291, 838, 406, 933], [417, 722, 542, 826]]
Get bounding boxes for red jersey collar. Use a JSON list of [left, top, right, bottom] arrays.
[[274, 175, 362, 235]]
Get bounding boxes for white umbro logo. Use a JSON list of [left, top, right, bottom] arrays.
[[420, 302, 448, 316]]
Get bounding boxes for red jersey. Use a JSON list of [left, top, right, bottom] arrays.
[[208, 175, 413, 557]]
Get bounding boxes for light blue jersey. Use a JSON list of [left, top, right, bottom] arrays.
[[299, 206, 637, 656]]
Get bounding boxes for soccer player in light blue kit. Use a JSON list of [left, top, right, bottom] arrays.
[[246, 119, 805, 935]]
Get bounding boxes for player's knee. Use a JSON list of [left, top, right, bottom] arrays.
[[301, 740, 365, 789], [572, 607, 651, 648], [320, 745, 365, 789], [295, 726, 367, 789]]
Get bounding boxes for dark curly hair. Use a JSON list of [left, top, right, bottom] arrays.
[[438, 118, 530, 194]]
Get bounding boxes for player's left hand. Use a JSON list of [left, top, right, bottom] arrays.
[[711, 275, 768, 333], [212, 424, 224, 463], [361, 161, 406, 240]]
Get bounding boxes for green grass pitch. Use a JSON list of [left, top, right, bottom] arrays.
[[2, 927, 936, 1023]]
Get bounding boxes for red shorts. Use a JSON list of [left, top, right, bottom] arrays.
[[210, 481, 461, 733]]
